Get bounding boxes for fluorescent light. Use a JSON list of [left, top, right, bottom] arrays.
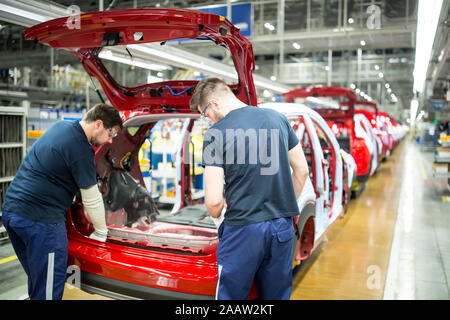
[[263, 89, 272, 97], [385, 83, 390, 89], [305, 96, 340, 109], [378, 72, 384, 78], [374, 65, 380, 70], [360, 40, 366, 46], [0, 4, 48, 24], [348, 17, 354, 24], [292, 42, 301, 50], [99, 50, 171, 71], [413, 0, 443, 93], [147, 74, 163, 83], [264, 22, 275, 31], [253, 78, 291, 93], [128, 44, 238, 79]]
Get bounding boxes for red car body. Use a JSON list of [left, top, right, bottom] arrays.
[[377, 111, 397, 151], [25, 8, 261, 299], [283, 87, 371, 195], [353, 100, 390, 161]]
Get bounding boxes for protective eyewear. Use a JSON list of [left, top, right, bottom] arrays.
[[200, 100, 211, 119], [107, 127, 118, 138]]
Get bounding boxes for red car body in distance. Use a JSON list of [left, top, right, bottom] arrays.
[[25, 8, 261, 299], [377, 111, 398, 150], [282, 87, 372, 189], [353, 100, 391, 161]]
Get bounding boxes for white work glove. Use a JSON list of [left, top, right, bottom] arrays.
[[211, 207, 226, 229], [89, 230, 107, 242], [80, 185, 108, 241]]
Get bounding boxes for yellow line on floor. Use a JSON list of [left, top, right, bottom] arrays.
[[416, 148, 427, 181], [0, 255, 18, 265]]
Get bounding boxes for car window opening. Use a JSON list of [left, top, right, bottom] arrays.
[[72, 118, 217, 255]]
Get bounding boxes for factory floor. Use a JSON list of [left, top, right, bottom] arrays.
[[0, 138, 449, 300]]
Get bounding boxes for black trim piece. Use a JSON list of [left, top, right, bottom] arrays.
[[355, 173, 369, 183]]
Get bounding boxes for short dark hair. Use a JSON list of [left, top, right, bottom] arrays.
[[84, 103, 123, 130], [189, 77, 234, 112]]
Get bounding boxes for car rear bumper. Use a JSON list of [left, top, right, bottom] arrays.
[[67, 235, 218, 299], [79, 271, 214, 300]]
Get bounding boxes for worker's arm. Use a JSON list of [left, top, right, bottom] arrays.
[[80, 185, 108, 242], [204, 165, 225, 218], [288, 143, 310, 199]]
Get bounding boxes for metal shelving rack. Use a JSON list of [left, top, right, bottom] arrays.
[[431, 143, 450, 187], [0, 102, 28, 240]]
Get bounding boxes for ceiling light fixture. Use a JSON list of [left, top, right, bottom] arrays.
[[99, 50, 171, 71], [264, 22, 275, 31], [413, 0, 443, 93]]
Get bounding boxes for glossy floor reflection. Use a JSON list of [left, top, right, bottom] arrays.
[[291, 139, 450, 300]]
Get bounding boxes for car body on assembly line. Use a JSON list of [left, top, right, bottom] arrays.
[[354, 100, 391, 162], [260, 102, 356, 262], [25, 8, 326, 300], [283, 86, 374, 197]]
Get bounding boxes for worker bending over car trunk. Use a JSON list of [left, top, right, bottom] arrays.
[[1, 103, 122, 300], [190, 78, 309, 300]]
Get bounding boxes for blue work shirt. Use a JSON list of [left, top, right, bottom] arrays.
[[2, 120, 97, 224], [202, 106, 300, 226]]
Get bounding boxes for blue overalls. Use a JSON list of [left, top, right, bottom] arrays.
[[202, 106, 301, 300], [216, 217, 294, 300], [2, 210, 68, 300]]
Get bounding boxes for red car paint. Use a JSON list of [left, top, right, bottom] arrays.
[[25, 8, 260, 299], [377, 111, 397, 150], [353, 100, 390, 161]]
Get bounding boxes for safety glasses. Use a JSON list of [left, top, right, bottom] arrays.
[[106, 127, 118, 138], [200, 100, 211, 119]]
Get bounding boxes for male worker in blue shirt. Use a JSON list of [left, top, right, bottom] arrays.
[[190, 78, 309, 299], [2, 103, 122, 300]]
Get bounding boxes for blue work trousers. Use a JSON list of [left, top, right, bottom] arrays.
[[216, 217, 294, 300], [2, 210, 68, 300]]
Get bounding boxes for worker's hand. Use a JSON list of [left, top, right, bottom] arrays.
[[89, 230, 107, 242], [211, 207, 226, 229]]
